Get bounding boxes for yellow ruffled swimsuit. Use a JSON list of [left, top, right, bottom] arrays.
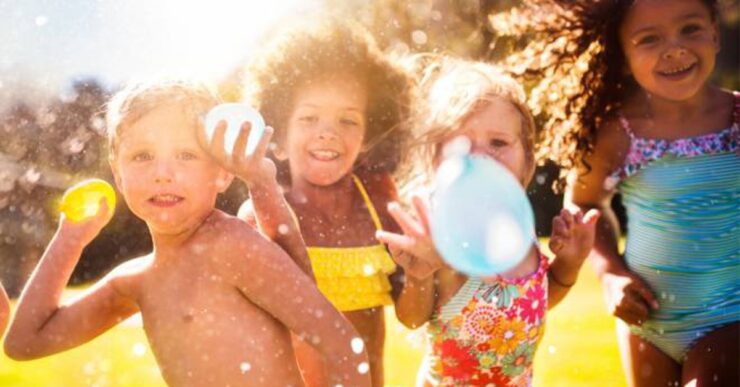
[[307, 175, 397, 312]]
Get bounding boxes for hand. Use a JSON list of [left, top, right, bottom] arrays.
[[549, 208, 600, 267], [375, 196, 445, 279], [58, 198, 113, 246], [197, 119, 277, 186], [601, 268, 659, 326]]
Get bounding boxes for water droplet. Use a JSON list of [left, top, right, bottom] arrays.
[[35, 16, 48, 27], [132, 343, 147, 357], [362, 264, 375, 276], [357, 362, 369, 374], [351, 337, 365, 354], [547, 345, 556, 354], [278, 224, 289, 235], [240, 362, 251, 373]]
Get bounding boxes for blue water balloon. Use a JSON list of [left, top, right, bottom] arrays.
[[430, 150, 536, 276], [204, 103, 266, 156]]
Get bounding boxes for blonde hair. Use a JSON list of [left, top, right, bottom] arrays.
[[106, 80, 220, 157], [402, 55, 536, 188]]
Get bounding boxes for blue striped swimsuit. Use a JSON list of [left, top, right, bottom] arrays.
[[608, 92, 740, 362]]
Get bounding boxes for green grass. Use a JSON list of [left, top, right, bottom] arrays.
[[1, 255, 625, 386]]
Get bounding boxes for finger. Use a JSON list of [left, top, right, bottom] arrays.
[[387, 202, 425, 237], [232, 121, 252, 162], [560, 208, 574, 230], [551, 217, 567, 237], [548, 237, 563, 254], [573, 209, 584, 225], [375, 230, 417, 252], [630, 280, 660, 310], [209, 120, 229, 163], [411, 196, 432, 234], [250, 126, 273, 160], [618, 295, 650, 322]]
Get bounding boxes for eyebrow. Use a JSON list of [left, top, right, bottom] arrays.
[[295, 103, 364, 113], [630, 12, 707, 36]]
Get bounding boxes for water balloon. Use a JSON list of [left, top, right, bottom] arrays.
[[204, 103, 266, 156], [430, 151, 535, 276], [60, 179, 116, 222]]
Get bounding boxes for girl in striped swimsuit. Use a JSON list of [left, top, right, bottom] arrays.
[[511, 0, 739, 385], [376, 56, 600, 386]]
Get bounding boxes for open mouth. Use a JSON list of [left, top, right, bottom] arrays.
[[148, 193, 184, 207], [657, 62, 696, 79], [308, 149, 340, 161]]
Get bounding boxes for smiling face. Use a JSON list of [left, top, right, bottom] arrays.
[[619, 0, 719, 101], [110, 103, 232, 235], [438, 97, 534, 187], [283, 74, 368, 187]]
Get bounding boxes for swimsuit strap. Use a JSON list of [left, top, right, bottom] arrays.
[[351, 174, 384, 231], [617, 112, 636, 139]]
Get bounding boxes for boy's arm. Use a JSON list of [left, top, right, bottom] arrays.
[[566, 122, 658, 324], [198, 122, 312, 277], [0, 282, 9, 336], [227, 226, 370, 387], [546, 208, 599, 308], [4, 209, 139, 360]]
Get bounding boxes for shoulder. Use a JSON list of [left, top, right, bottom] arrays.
[[107, 255, 153, 299], [591, 117, 631, 171], [358, 171, 399, 201], [193, 210, 271, 263]]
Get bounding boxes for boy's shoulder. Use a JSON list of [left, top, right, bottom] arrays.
[[106, 254, 154, 300], [192, 210, 265, 258]]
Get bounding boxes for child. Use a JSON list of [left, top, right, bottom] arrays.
[[376, 56, 600, 386], [3, 81, 371, 387], [506, 0, 739, 385], [225, 17, 414, 387]]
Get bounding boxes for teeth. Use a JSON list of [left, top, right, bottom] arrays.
[[662, 63, 693, 75], [152, 194, 180, 202], [310, 150, 339, 159]]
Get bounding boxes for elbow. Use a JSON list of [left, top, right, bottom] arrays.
[[4, 338, 36, 361]]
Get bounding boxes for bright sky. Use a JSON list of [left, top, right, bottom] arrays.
[[0, 0, 317, 100]]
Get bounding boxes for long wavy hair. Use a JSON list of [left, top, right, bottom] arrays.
[[491, 0, 719, 185]]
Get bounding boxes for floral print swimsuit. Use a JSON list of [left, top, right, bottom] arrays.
[[422, 252, 549, 386]]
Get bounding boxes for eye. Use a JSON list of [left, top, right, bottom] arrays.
[[489, 139, 508, 148], [132, 152, 152, 162], [299, 115, 318, 124], [681, 24, 702, 35], [636, 34, 660, 46], [179, 151, 198, 160], [340, 118, 359, 126]]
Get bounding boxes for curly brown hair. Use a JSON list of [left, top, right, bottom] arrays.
[[491, 0, 719, 185], [242, 16, 414, 182]]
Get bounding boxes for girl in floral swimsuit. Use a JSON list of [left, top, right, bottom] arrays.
[[376, 56, 599, 386]]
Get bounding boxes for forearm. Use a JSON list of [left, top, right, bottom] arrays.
[[319, 322, 372, 387], [588, 206, 628, 279], [4, 228, 85, 356], [246, 178, 313, 278], [395, 275, 436, 329], [547, 257, 582, 308]]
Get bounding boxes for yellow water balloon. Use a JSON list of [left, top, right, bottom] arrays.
[[60, 179, 116, 222]]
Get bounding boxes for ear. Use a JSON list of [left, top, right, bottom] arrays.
[[215, 169, 234, 193], [712, 21, 721, 53], [109, 156, 123, 192]]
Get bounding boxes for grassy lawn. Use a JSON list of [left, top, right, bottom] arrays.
[[0, 249, 625, 386]]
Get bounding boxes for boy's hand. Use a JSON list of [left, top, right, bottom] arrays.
[[58, 198, 113, 247], [198, 120, 277, 185], [376, 197, 445, 279], [548, 208, 600, 266]]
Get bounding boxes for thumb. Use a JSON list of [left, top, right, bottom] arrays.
[[583, 209, 601, 225]]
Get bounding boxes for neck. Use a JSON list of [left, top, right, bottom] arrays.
[[642, 86, 714, 121], [289, 174, 357, 215], [149, 210, 216, 258]]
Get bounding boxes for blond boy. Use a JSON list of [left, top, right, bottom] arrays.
[[4, 81, 370, 387]]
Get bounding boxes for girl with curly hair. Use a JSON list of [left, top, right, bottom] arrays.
[[495, 1, 739, 385]]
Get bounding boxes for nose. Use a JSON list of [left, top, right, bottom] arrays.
[[153, 160, 175, 184], [663, 44, 688, 60], [317, 122, 339, 141]]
